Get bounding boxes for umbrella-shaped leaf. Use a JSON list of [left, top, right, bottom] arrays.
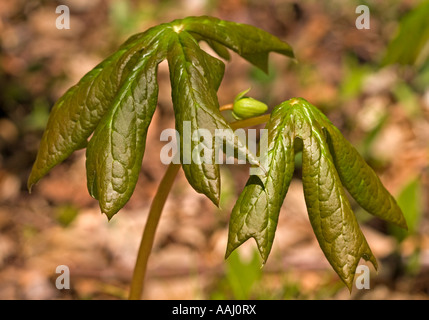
[[227, 98, 405, 290], [28, 16, 295, 218]]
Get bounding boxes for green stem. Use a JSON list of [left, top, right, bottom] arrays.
[[128, 112, 270, 300], [219, 103, 233, 112], [128, 163, 181, 300]]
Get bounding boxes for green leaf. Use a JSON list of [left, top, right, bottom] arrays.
[[181, 16, 295, 73], [389, 177, 422, 242], [227, 98, 406, 290], [167, 31, 260, 205], [382, 0, 429, 67], [187, 31, 231, 61], [226, 103, 295, 261], [298, 100, 407, 229], [224, 249, 262, 299], [298, 106, 377, 291], [316, 118, 408, 229], [27, 25, 166, 190], [205, 39, 231, 61], [85, 34, 170, 219]]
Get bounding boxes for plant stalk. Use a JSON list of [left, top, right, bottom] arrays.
[[219, 103, 233, 112], [128, 163, 181, 300], [128, 111, 270, 300]]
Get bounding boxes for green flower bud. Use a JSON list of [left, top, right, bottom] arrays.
[[232, 88, 268, 120]]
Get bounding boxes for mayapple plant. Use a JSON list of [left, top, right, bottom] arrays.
[[28, 16, 406, 298]]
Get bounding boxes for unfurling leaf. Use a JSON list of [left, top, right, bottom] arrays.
[[28, 16, 294, 219], [227, 97, 406, 290]]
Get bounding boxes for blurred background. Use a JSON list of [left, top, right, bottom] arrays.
[[0, 0, 428, 300]]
